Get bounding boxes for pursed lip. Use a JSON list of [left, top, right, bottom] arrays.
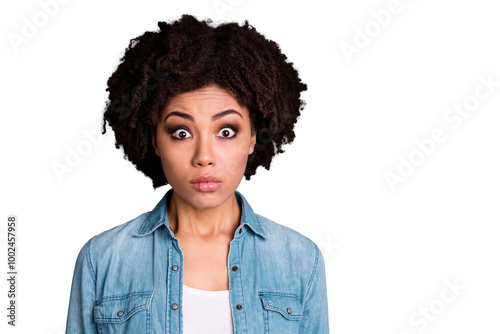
[[190, 175, 221, 184], [190, 175, 222, 192]]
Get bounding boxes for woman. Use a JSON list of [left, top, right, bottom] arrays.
[[66, 14, 329, 333]]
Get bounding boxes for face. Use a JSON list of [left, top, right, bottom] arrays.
[[152, 84, 256, 210]]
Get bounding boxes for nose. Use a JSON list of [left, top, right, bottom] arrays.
[[192, 135, 216, 167]]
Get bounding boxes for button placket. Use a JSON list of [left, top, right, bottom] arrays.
[[228, 238, 247, 331], [170, 264, 179, 311], [167, 240, 183, 332]]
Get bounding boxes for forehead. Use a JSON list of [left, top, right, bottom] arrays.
[[164, 84, 244, 111]]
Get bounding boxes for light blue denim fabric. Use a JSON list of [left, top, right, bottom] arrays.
[[66, 189, 329, 333]]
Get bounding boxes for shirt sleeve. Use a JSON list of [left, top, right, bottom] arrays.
[[66, 239, 98, 334], [299, 244, 330, 333]]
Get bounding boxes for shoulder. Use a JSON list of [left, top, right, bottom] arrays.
[[71, 211, 152, 282], [86, 212, 150, 255], [252, 213, 326, 295], [255, 213, 321, 261]]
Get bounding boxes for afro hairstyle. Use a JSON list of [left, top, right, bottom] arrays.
[[102, 14, 307, 188]]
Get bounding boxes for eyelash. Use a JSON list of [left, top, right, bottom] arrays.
[[167, 126, 188, 140], [168, 125, 239, 140], [218, 125, 239, 139]]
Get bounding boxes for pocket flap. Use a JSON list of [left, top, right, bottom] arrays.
[[259, 292, 302, 320], [94, 291, 154, 324]]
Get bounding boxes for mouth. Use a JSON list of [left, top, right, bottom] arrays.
[[190, 175, 222, 192]]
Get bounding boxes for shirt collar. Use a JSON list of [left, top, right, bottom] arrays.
[[136, 188, 267, 238]]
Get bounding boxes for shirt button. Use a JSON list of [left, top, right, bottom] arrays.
[[171, 303, 178, 310], [238, 229, 242, 234], [232, 266, 238, 272], [172, 265, 179, 271], [236, 304, 242, 310], [287, 307, 292, 314], [117, 310, 124, 317]]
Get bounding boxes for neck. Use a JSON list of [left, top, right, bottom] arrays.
[[167, 191, 241, 239]]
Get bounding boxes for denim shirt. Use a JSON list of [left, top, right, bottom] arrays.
[[66, 189, 330, 333]]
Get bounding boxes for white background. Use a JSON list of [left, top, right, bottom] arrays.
[[1, 0, 500, 333]]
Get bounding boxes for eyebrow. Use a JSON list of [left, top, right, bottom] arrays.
[[163, 109, 243, 122]]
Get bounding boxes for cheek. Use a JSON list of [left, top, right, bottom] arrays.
[[159, 145, 188, 177], [219, 142, 251, 179]]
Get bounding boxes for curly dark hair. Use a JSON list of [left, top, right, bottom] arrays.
[[102, 14, 307, 188]]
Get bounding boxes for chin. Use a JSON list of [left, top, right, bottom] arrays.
[[176, 187, 234, 209]]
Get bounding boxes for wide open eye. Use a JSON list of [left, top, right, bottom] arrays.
[[217, 126, 237, 139], [172, 128, 192, 139]]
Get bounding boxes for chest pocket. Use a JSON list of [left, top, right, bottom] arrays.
[[259, 291, 302, 334], [93, 291, 154, 333]]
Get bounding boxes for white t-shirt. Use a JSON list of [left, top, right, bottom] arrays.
[[182, 284, 235, 334]]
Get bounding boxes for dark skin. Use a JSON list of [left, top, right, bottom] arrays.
[[152, 85, 256, 291]]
